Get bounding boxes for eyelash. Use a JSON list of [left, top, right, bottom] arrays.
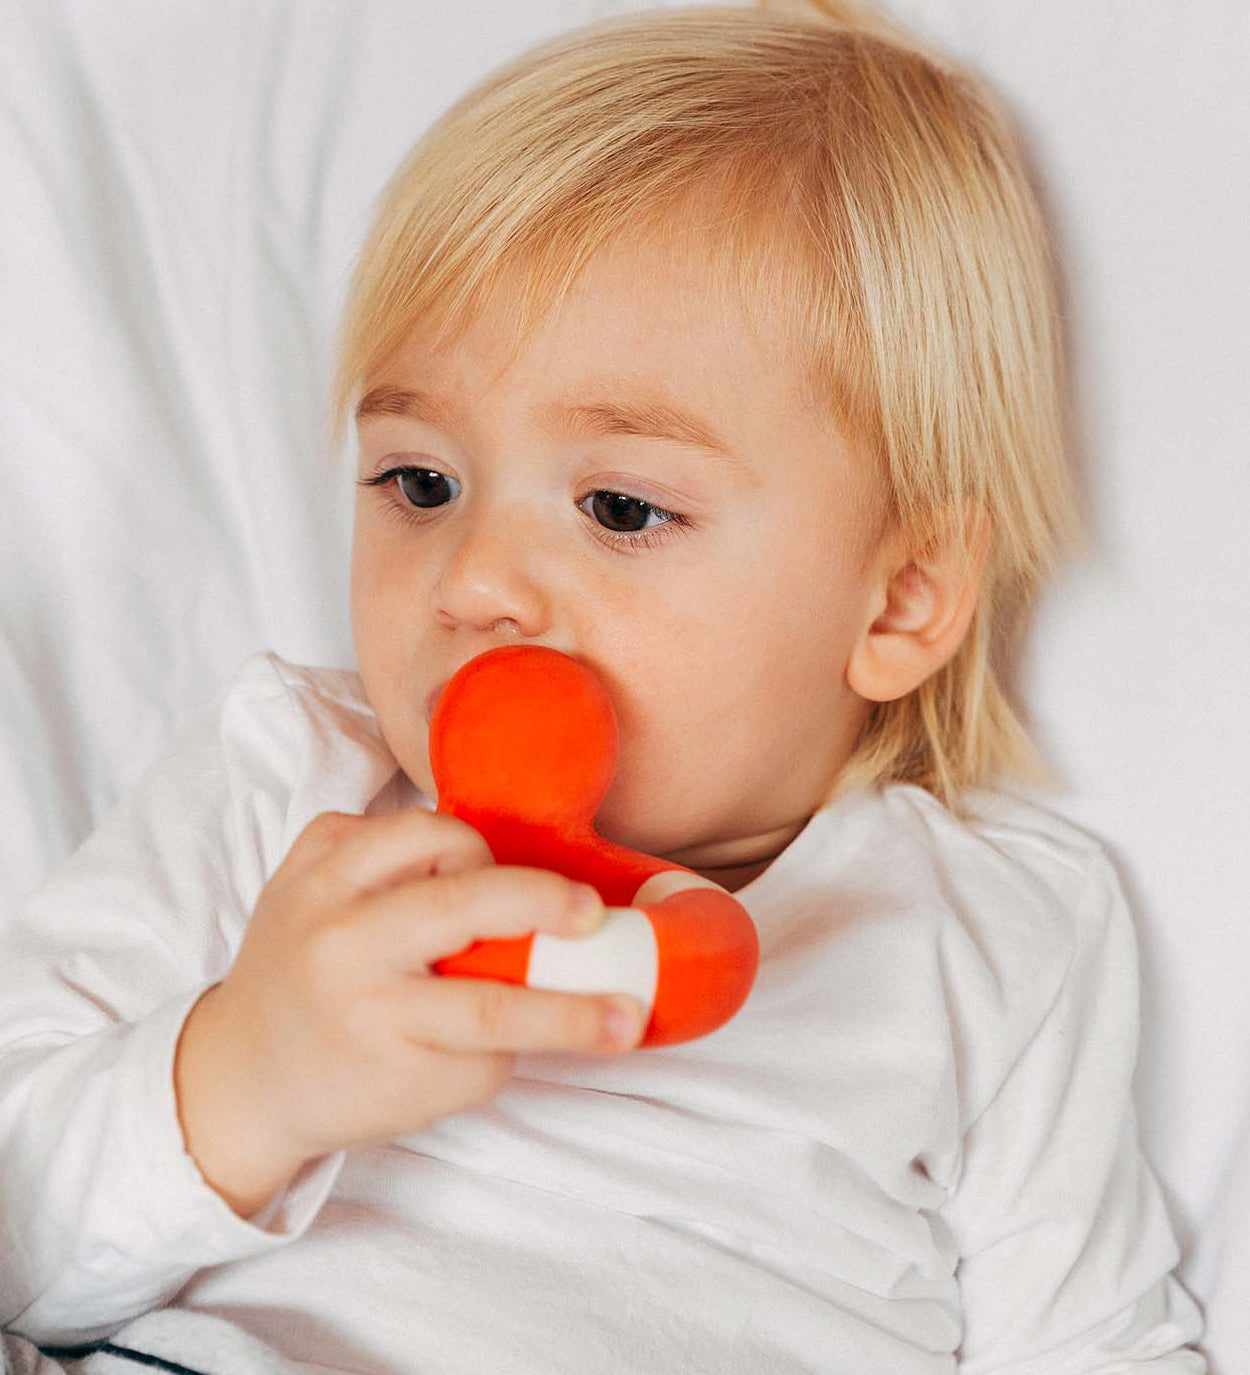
[[357, 465, 694, 553]]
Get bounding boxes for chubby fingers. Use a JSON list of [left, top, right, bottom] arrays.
[[286, 808, 494, 896], [353, 863, 604, 970], [382, 977, 647, 1057]]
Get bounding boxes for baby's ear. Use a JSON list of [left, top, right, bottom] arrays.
[[847, 508, 990, 703]]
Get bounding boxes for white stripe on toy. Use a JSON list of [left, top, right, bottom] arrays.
[[526, 907, 659, 1014]]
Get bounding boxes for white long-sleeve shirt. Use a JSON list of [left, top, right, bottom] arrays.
[[0, 652, 1205, 1373]]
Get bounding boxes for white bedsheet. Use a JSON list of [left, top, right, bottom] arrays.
[[2, 2, 1247, 1366]]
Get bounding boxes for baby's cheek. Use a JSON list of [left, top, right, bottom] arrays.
[[592, 722, 725, 856], [356, 662, 435, 802]]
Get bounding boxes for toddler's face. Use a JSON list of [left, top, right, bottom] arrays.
[[351, 233, 886, 888]]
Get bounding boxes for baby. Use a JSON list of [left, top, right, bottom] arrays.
[[0, 3, 1207, 1372]]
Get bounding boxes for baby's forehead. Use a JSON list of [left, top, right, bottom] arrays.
[[377, 226, 822, 406], [366, 306, 830, 470]]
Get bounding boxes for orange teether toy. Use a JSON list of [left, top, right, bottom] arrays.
[[429, 645, 759, 1047]]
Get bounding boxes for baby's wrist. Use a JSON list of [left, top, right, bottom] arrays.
[[174, 984, 310, 1219]]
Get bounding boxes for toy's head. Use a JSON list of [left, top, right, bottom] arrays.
[[429, 645, 618, 831]]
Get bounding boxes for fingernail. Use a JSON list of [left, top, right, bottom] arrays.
[[570, 884, 603, 932], [603, 996, 645, 1048]]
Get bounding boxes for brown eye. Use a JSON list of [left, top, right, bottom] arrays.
[[397, 469, 460, 508], [586, 491, 668, 532]]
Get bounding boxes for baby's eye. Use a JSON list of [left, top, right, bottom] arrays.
[[580, 490, 674, 533], [394, 468, 461, 508]]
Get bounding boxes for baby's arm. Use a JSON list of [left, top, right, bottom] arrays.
[[0, 665, 642, 1344], [940, 852, 1205, 1371], [0, 713, 288, 1342]]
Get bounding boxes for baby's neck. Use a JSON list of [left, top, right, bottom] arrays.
[[695, 855, 775, 893], [677, 818, 808, 893]]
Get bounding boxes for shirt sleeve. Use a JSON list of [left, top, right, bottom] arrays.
[[0, 656, 345, 1345], [941, 851, 1206, 1371]]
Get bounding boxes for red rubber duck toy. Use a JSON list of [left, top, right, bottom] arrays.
[[430, 645, 759, 1047]]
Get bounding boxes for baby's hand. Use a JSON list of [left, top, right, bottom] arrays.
[[174, 809, 645, 1218]]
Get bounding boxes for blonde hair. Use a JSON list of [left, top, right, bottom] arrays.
[[330, 1, 1079, 813]]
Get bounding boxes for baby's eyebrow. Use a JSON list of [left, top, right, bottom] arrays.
[[543, 397, 743, 468], [356, 385, 451, 427], [355, 384, 748, 471]]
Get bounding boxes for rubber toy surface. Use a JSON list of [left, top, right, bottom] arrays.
[[430, 645, 759, 1047]]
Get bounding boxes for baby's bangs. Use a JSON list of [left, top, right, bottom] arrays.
[[334, 150, 882, 503], [455, 168, 868, 403]]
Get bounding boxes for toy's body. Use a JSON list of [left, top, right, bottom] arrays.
[[430, 646, 758, 1046]]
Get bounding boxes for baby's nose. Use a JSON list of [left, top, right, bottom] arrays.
[[432, 524, 550, 638]]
